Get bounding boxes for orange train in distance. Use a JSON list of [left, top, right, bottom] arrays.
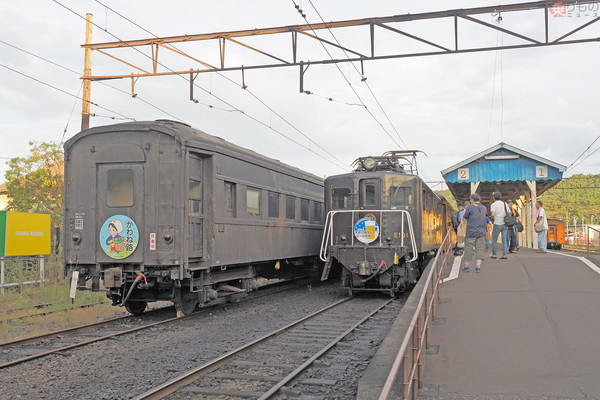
[[547, 219, 565, 250]]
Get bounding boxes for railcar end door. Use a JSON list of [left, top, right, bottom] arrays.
[[188, 155, 204, 259], [96, 163, 144, 263]]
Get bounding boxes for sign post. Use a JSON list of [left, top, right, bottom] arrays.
[[0, 211, 51, 293]]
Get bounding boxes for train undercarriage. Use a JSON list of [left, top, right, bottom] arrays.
[[69, 257, 320, 316]]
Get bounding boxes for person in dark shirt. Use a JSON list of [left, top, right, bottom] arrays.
[[507, 199, 520, 253], [462, 193, 487, 273]]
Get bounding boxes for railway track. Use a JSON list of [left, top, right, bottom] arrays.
[[0, 278, 310, 370], [135, 295, 396, 400], [1, 302, 108, 324]]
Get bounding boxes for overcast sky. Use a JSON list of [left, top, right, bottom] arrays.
[[1, 1, 599, 187]]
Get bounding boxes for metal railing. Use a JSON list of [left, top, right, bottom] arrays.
[[586, 226, 600, 254], [319, 209, 418, 263], [564, 225, 600, 254], [377, 228, 455, 400], [0, 256, 47, 294]]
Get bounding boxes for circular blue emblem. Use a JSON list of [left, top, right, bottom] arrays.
[[99, 215, 139, 259], [354, 217, 380, 244]]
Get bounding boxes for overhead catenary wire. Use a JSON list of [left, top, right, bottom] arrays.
[[0, 62, 134, 121], [297, 0, 437, 180], [486, 12, 504, 149], [566, 134, 600, 172], [290, 0, 406, 152], [54, 0, 347, 171], [94, 0, 348, 170], [306, 0, 410, 151], [62, 80, 84, 145], [0, 39, 184, 123]]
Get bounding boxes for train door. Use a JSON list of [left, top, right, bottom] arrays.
[[96, 163, 144, 263], [188, 155, 204, 259], [328, 178, 354, 246], [359, 178, 381, 210]]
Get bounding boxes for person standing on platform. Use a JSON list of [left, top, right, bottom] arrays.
[[507, 199, 520, 253], [490, 191, 509, 259], [534, 200, 548, 253], [462, 193, 487, 273]]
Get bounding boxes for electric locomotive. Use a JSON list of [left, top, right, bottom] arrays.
[[63, 120, 324, 315], [319, 151, 450, 296]]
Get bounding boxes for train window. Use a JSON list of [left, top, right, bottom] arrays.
[[224, 182, 236, 217], [189, 179, 202, 217], [246, 188, 261, 217], [107, 169, 134, 207], [311, 201, 323, 222], [301, 199, 309, 221], [389, 186, 413, 209], [286, 195, 296, 220], [332, 188, 351, 210], [362, 184, 376, 206], [268, 192, 279, 218]]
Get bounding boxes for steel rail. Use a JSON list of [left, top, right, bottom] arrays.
[[134, 297, 352, 400], [0, 312, 182, 370], [0, 314, 134, 348], [377, 228, 454, 400], [258, 297, 394, 399], [0, 279, 307, 368], [1, 302, 111, 325]]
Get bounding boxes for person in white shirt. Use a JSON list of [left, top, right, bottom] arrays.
[[534, 200, 548, 253], [489, 191, 509, 259]]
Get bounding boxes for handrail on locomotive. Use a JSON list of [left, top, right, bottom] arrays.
[[320, 209, 418, 264]]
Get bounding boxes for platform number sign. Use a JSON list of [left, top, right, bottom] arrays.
[[458, 168, 469, 181], [536, 165, 548, 178]]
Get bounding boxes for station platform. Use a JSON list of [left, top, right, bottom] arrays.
[[419, 249, 600, 400]]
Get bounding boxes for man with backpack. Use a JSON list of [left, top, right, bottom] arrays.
[[451, 204, 465, 233]]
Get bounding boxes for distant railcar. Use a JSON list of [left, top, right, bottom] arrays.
[[547, 219, 565, 250], [63, 120, 324, 315], [320, 151, 450, 296]]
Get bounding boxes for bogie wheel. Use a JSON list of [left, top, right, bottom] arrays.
[[175, 290, 198, 317], [124, 301, 147, 316]]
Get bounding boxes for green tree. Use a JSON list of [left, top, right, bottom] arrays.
[[540, 174, 600, 224], [5, 141, 64, 226]]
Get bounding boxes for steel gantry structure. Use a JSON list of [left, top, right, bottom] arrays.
[[80, 0, 600, 128]]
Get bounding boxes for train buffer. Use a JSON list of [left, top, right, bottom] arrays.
[[418, 249, 600, 399]]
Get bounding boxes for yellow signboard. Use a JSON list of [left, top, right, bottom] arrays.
[[0, 211, 51, 256]]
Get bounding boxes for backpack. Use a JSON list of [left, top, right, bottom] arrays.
[[451, 210, 460, 228]]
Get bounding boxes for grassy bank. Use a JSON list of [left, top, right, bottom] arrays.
[[0, 252, 121, 342]]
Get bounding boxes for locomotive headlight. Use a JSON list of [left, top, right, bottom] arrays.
[[71, 232, 82, 244], [163, 233, 173, 244], [363, 157, 376, 170]]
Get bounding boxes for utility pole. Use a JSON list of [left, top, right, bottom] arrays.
[[81, 13, 93, 131]]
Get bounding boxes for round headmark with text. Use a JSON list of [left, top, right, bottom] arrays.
[[99, 215, 139, 259], [353, 217, 380, 244]]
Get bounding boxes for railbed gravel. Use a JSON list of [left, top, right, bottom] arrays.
[[0, 281, 406, 399]]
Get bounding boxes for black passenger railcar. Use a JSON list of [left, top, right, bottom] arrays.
[[320, 151, 450, 296], [63, 120, 324, 315]]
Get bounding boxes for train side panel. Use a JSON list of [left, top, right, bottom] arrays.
[[64, 120, 323, 315]]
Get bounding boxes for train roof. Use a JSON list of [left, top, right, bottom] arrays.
[[65, 120, 323, 186], [325, 171, 420, 181]]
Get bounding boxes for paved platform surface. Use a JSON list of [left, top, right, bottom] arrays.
[[420, 249, 600, 400]]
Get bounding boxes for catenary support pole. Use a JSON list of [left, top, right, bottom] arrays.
[[81, 13, 93, 131]]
